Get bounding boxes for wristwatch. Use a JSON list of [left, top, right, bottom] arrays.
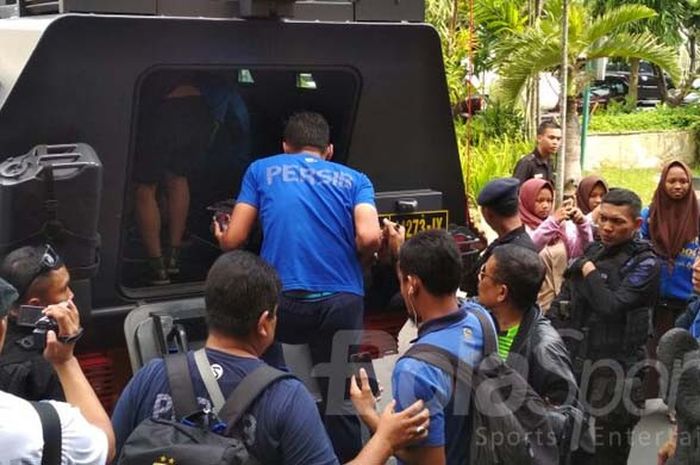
[[57, 327, 84, 344]]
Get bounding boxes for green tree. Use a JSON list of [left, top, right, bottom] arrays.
[[426, 0, 471, 105], [590, 0, 691, 107], [494, 0, 680, 181]]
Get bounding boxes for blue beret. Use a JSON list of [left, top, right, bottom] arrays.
[[477, 177, 521, 207], [0, 277, 18, 319]]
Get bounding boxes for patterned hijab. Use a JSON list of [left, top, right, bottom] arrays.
[[649, 160, 699, 261]]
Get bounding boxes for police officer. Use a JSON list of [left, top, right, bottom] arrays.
[[549, 188, 660, 465], [463, 177, 537, 296]]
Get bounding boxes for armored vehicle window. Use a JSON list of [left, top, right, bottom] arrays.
[[120, 68, 360, 294]]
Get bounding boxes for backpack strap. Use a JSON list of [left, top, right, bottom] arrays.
[[31, 401, 62, 465], [193, 348, 226, 414], [219, 365, 293, 434], [469, 307, 498, 356], [164, 353, 199, 419], [403, 343, 469, 383], [402, 343, 474, 415], [401, 308, 498, 390]]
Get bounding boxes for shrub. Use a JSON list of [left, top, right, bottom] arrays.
[[589, 104, 700, 134], [468, 102, 526, 145], [458, 119, 532, 203]]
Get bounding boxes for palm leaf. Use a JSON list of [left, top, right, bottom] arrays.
[[585, 4, 657, 45], [494, 35, 563, 103], [587, 31, 682, 82]]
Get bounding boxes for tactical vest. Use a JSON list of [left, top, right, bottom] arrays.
[[576, 240, 657, 363]]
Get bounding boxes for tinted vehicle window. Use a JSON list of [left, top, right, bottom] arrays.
[[120, 68, 360, 293]]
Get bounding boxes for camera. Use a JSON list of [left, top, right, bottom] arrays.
[[17, 305, 59, 349]]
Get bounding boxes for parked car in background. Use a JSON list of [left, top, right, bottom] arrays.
[[605, 60, 675, 106]]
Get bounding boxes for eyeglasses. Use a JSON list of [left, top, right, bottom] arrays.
[[478, 265, 499, 283]]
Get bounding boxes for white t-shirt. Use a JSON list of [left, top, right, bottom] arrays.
[[0, 390, 108, 465]]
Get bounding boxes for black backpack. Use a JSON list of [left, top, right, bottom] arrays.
[[402, 308, 559, 465], [118, 351, 293, 465]]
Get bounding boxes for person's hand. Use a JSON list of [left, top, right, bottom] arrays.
[[554, 202, 574, 224], [377, 219, 406, 264], [374, 399, 430, 452], [581, 261, 596, 278], [43, 300, 81, 366], [657, 434, 676, 465], [570, 208, 585, 225], [211, 214, 230, 244], [350, 368, 378, 418], [692, 256, 700, 294]]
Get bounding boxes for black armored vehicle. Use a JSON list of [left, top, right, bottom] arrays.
[[0, 0, 482, 408]]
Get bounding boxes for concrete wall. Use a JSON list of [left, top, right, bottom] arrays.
[[584, 130, 697, 171]]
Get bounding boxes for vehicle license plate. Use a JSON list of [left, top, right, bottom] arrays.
[[379, 210, 449, 238]]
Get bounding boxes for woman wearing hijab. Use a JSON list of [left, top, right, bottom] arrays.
[[576, 175, 608, 220], [576, 175, 608, 240], [641, 160, 700, 397], [519, 178, 593, 312]]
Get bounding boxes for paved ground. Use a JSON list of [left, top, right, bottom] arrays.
[[372, 321, 673, 465]]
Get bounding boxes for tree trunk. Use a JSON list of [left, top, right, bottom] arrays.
[[564, 96, 581, 183], [690, 34, 697, 77], [525, 77, 537, 139], [628, 58, 640, 109], [653, 64, 670, 103]]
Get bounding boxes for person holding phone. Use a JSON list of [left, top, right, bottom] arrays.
[[0, 278, 116, 465], [0, 244, 74, 401], [518, 179, 593, 312]]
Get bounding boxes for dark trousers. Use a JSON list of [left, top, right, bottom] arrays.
[[645, 299, 687, 398], [573, 367, 644, 465], [263, 292, 364, 463]]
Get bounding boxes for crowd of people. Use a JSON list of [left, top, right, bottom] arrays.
[[0, 113, 699, 465]]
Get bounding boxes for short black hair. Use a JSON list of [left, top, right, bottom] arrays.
[[283, 112, 330, 152], [0, 245, 63, 302], [602, 188, 642, 219], [204, 251, 281, 338], [491, 244, 545, 311], [487, 200, 519, 217], [398, 230, 461, 296], [537, 120, 561, 135]]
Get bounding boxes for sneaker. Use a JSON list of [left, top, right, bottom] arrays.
[[166, 248, 180, 275], [145, 257, 170, 286]]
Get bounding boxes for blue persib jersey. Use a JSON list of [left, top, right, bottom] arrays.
[[237, 153, 376, 295], [111, 349, 338, 465], [392, 304, 488, 465]]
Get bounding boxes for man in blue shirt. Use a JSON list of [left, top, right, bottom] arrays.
[[351, 229, 487, 465], [213, 112, 381, 461], [112, 251, 429, 465]]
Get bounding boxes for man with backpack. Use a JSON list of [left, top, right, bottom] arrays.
[[351, 229, 488, 465], [352, 228, 561, 465], [112, 250, 430, 465], [478, 243, 591, 459], [0, 276, 115, 464]]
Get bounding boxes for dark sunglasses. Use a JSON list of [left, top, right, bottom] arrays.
[[17, 245, 63, 299]]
